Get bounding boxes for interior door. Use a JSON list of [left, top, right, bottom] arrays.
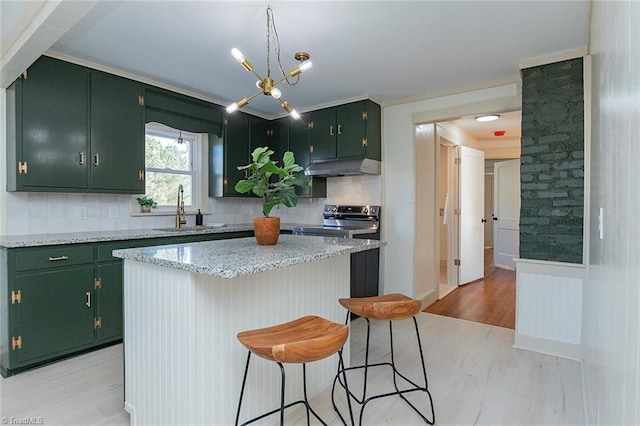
[[493, 159, 520, 269], [484, 173, 494, 247], [459, 146, 485, 284]]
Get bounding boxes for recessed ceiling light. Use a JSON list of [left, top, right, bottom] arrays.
[[475, 114, 500, 122]]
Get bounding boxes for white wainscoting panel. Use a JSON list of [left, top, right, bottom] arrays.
[[514, 258, 585, 360], [123, 255, 350, 425]]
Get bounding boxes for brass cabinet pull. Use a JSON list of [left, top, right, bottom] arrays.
[[48, 255, 69, 261], [85, 292, 91, 308], [329, 125, 334, 136], [94, 153, 100, 166], [337, 124, 343, 135], [79, 151, 85, 165]]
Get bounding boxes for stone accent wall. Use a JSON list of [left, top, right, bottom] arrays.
[[520, 58, 584, 264]]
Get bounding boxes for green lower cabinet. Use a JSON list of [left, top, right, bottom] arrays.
[[1, 232, 256, 377], [13, 266, 96, 366], [95, 262, 123, 342]]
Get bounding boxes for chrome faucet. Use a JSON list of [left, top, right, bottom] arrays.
[[176, 184, 186, 229]]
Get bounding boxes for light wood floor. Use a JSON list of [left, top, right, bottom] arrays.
[[0, 313, 584, 425], [426, 248, 516, 329]]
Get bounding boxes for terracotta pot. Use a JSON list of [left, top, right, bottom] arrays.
[[253, 216, 280, 245]]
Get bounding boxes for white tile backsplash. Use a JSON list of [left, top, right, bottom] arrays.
[[3, 175, 381, 235]]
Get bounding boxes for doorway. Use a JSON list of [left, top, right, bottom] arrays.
[[438, 140, 457, 298], [430, 112, 521, 304]]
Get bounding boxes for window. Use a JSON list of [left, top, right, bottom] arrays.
[[143, 123, 207, 213]]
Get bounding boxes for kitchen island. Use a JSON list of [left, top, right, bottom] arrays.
[[113, 234, 385, 426]]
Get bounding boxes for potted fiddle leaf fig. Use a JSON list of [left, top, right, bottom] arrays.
[[235, 146, 309, 245]]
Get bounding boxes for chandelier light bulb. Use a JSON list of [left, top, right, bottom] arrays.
[[256, 80, 263, 89], [290, 109, 301, 120], [231, 48, 245, 63], [298, 60, 312, 73], [270, 87, 282, 99], [226, 103, 239, 113]]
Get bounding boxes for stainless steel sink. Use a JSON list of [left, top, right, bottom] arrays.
[[152, 226, 202, 233]]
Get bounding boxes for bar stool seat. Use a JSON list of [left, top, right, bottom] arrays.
[[333, 293, 435, 425], [236, 315, 352, 426]]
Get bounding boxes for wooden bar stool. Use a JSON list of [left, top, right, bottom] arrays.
[[235, 315, 354, 426], [332, 294, 435, 425]]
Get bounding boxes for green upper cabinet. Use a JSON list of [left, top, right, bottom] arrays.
[[6, 56, 89, 191], [288, 114, 310, 167], [288, 113, 326, 198], [309, 107, 336, 161], [249, 115, 271, 153], [6, 56, 146, 194], [90, 71, 144, 193], [309, 100, 381, 162], [269, 117, 290, 162], [209, 112, 251, 197]]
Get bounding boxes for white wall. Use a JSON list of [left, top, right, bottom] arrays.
[[382, 83, 520, 298], [584, 1, 640, 424], [0, 174, 380, 235]]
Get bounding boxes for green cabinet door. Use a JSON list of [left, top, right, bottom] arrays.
[[336, 100, 381, 160], [90, 71, 144, 193], [223, 112, 251, 196], [336, 101, 368, 158], [95, 262, 123, 342], [16, 56, 89, 190], [309, 107, 337, 161], [13, 266, 95, 365], [269, 117, 290, 162], [289, 113, 326, 198], [289, 114, 310, 168], [249, 115, 270, 153]]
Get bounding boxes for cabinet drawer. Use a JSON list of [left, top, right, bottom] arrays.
[[15, 245, 95, 272]]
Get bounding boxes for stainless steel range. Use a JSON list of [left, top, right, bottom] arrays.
[[292, 205, 380, 239]]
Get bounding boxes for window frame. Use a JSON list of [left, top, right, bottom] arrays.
[[132, 122, 209, 216]]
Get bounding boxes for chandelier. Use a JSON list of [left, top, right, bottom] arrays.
[[225, 6, 312, 119]]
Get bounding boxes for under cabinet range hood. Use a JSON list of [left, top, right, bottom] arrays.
[[304, 158, 381, 177]]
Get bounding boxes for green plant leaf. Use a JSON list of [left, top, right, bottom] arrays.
[[279, 187, 298, 207], [251, 146, 270, 162], [262, 199, 279, 217], [289, 173, 310, 187], [234, 180, 255, 193]]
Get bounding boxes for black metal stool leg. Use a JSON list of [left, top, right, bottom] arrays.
[[335, 315, 435, 425], [278, 362, 286, 426], [235, 351, 252, 426], [332, 348, 355, 426]]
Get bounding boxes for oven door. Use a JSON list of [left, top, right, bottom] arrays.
[[291, 226, 352, 238]]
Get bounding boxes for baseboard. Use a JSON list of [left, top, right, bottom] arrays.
[[513, 332, 582, 361], [124, 401, 135, 422], [418, 288, 438, 309]]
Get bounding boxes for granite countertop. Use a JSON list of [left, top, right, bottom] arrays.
[[0, 223, 313, 248], [113, 234, 386, 278]]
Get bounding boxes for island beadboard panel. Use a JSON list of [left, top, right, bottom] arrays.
[[123, 255, 350, 425], [520, 57, 585, 264]]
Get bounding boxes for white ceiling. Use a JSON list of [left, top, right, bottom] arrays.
[[1, 1, 589, 124]]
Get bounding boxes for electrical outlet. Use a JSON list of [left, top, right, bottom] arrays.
[[109, 205, 119, 219], [77, 206, 88, 220]]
